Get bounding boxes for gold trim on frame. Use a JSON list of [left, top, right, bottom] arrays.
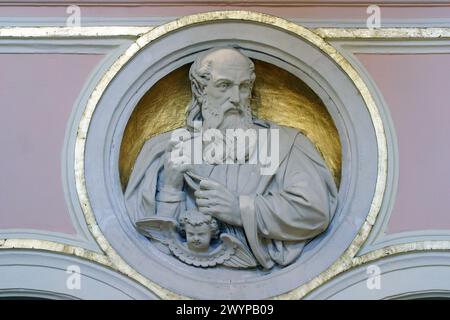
[[312, 27, 450, 39], [0, 239, 110, 265], [2, 26, 450, 39], [1, 12, 450, 299]]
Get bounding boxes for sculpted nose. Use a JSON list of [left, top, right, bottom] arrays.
[[229, 85, 240, 105]]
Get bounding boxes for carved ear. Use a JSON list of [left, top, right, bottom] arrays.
[[197, 92, 205, 104]]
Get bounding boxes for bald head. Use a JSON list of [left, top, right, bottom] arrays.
[[189, 47, 255, 93], [199, 47, 254, 75]]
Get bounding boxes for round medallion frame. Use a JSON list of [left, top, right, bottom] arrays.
[[75, 11, 387, 299]]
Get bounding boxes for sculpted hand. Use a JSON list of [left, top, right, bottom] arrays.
[[195, 179, 242, 226], [162, 139, 192, 191]]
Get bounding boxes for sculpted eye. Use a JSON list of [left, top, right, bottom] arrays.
[[218, 82, 230, 90], [240, 82, 251, 91]]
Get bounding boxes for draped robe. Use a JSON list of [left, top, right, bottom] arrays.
[[125, 120, 338, 269]]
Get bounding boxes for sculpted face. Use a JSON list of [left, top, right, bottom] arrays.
[[185, 223, 213, 252], [201, 49, 253, 130]]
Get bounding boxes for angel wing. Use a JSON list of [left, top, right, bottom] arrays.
[[220, 234, 258, 268], [136, 216, 178, 245]]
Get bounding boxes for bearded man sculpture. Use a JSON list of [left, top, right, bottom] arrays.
[[124, 47, 338, 270]]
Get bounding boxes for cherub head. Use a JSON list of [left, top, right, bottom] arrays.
[[178, 209, 220, 252]]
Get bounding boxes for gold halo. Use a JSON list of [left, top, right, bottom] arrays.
[[75, 10, 387, 299], [119, 60, 342, 189]]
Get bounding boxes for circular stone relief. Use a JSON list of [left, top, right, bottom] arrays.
[[77, 11, 387, 299]]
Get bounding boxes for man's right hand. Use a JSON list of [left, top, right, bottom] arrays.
[[162, 139, 192, 191]]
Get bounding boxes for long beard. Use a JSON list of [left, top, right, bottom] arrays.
[[201, 97, 255, 164], [201, 96, 253, 132]]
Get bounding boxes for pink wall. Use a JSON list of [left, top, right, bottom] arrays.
[[0, 53, 103, 234], [357, 53, 450, 233], [1, 4, 450, 20]]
